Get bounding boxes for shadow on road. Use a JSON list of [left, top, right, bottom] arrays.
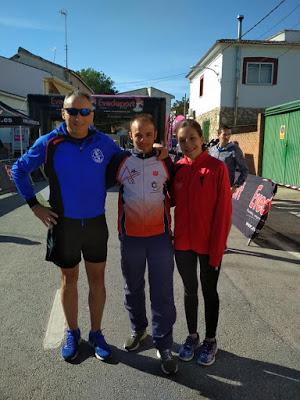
[[0, 181, 48, 217], [0, 235, 41, 245], [59, 338, 300, 399], [112, 347, 300, 400], [225, 248, 300, 266]]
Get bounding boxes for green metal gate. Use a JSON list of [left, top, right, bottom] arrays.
[[202, 119, 210, 143], [263, 100, 300, 187]]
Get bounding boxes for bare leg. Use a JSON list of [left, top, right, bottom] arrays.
[[85, 261, 106, 331], [60, 265, 79, 330]]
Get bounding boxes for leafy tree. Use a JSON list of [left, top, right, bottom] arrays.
[[76, 68, 118, 94], [171, 97, 189, 116]]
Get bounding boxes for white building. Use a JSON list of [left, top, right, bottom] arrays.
[[187, 29, 300, 138], [0, 47, 92, 155], [119, 87, 174, 118]]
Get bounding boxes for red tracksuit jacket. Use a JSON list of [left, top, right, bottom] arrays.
[[172, 151, 232, 267]]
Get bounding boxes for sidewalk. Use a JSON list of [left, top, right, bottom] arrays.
[[264, 186, 300, 247]]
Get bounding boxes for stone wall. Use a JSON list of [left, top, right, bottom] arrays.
[[220, 107, 265, 127], [196, 108, 220, 140], [195, 106, 265, 141], [194, 109, 265, 174]]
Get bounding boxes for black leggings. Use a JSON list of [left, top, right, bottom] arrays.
[[175, 250, 220, 339]]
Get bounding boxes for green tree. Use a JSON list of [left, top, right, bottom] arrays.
[[76, 68, 118, 94], [171, 97, 189, 116]]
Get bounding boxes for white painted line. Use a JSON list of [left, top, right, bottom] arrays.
[[207, 374, 242, 386], [290, 211, 300, 218], [265, 235, 300, 260], [264, 370, 300, 383], [43, 289, 66, 350], [287, 251, 300, 260]]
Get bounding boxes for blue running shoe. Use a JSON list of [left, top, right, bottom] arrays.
[[61, 328, 81, 361], [197, 339, 217, 366], [89, 330, 112, 361], [178, 333, 200, 361]]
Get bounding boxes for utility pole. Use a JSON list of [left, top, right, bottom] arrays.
[[59, 9, 68, 68], [183, 93, 187, 117]]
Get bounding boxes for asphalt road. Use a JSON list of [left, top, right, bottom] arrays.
[[0, 186, 299, 400]]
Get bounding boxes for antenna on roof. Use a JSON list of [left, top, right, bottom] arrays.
[[59, 9, 68, 68]]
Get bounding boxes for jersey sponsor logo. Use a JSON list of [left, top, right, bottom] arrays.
[[92, 148, 104, 164], [152, 170, 159, 176], [151, 181, 161, 192], [121, 166, 141, 184]]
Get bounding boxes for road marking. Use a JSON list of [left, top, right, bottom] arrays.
[[207, 375, 242, 386], [264, 235, 300, 260], [264, 370, 300, 383], [43, 289, 66, 350]]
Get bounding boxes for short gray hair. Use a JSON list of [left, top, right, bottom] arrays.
[[63, 90, 93, 107]]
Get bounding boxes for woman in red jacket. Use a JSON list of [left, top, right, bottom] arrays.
[[172, 119, 232, 366]]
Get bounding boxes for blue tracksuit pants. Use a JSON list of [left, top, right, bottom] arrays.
[[120, 233, 176, 351]]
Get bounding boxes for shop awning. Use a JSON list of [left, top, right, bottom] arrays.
[[0, 100, 39, 127]]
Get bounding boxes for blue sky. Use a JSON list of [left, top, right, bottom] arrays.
[[1, 0, 299, 101]]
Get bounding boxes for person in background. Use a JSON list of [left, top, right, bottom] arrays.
[[172, 119, 232, 366], [209, 125, 248, 193], [116, 125, 128, 149]]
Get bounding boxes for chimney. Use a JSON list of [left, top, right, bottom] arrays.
[[237, 15, 244, 40]]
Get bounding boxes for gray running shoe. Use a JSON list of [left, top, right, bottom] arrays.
[[124, 330, 147, 351], [157, 349, 178, 375], [197, 339, 218, 366]]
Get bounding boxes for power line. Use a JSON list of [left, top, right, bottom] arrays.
[[116, 0, 289, 87], [117, 73, 186, 86], [241, 0, 287, 38], [258, 3, 300, 39]]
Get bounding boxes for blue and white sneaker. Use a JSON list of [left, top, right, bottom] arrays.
[[197, 339, 217, 366], [178, 333, 200, 361], [89, 330, 112, 361], [61, 328, 81, 361]]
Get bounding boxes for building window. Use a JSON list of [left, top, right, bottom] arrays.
[[242, 57, 278, 85], [199, 76, 204, 96]]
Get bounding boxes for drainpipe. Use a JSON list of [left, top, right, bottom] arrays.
[[234, 15, 244, 127]]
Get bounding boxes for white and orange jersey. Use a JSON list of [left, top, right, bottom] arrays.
[[116, 151, 173, 237]]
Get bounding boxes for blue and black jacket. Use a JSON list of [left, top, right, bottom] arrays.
[[11, 123, 121, 219]]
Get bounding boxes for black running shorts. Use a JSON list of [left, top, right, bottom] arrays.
[[46, 214, 108, 268]]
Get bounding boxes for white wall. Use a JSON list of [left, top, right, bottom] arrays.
[[219, 47, 236, 108], [189, 54, 222, 116], [269, 30, 300, 42], [190, 40, 300, 116], [229, 46, 300, 108], [0, 56, 49, 99]]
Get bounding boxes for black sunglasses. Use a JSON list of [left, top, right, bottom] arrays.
[[63, 108, 94, 117]]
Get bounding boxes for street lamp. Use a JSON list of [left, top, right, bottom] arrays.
[[59, 9, 68, 68]]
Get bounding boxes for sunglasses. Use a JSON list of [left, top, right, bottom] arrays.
[[63, 108, 94, 117]]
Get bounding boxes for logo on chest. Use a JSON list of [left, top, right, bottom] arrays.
[[121, 166, 141, 184], [91, 148, 104, 164]]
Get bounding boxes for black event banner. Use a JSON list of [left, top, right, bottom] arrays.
[[232, 174, 277, 240], [0, 161, 16, 195]]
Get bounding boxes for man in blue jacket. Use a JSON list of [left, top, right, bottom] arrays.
[[12, 91, 121, 362]]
